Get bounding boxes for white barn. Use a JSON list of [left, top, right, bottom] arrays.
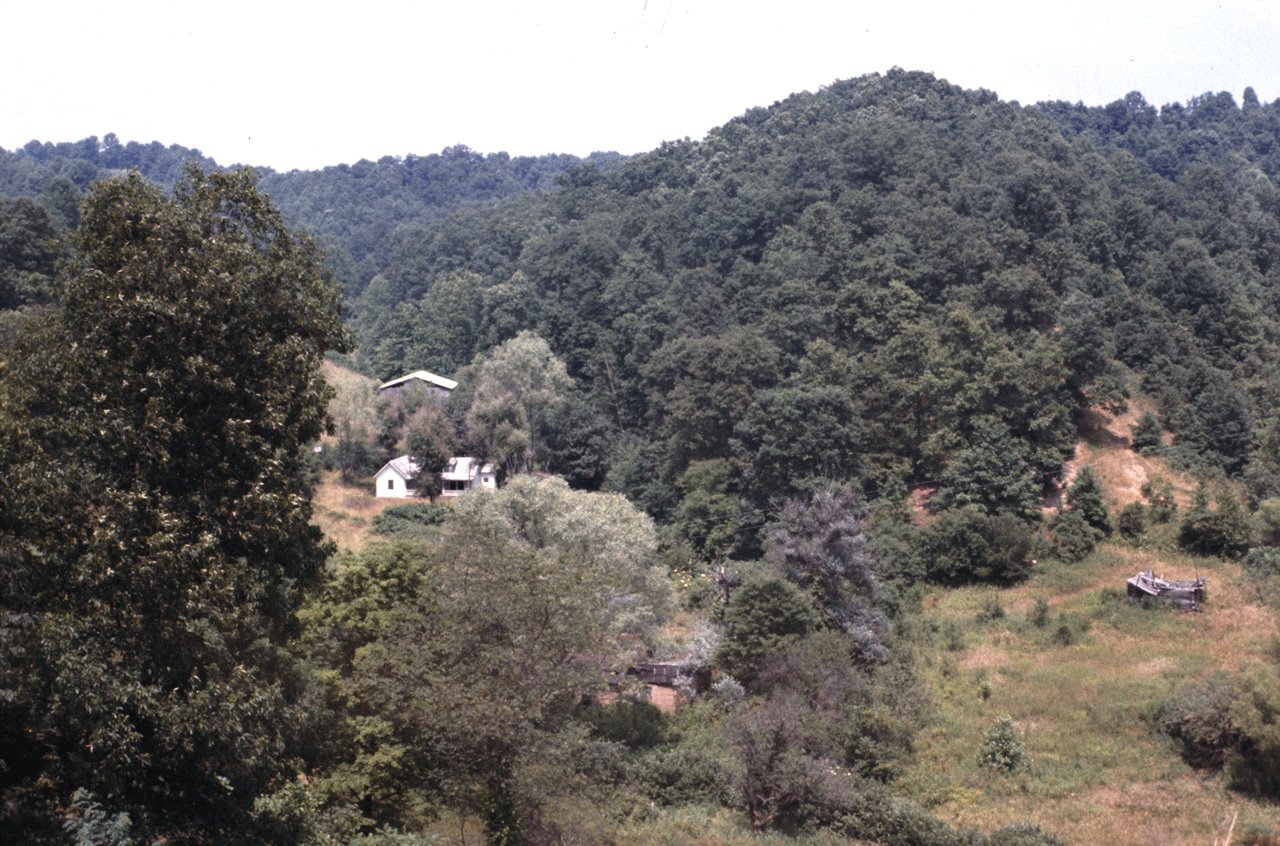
[[377, 370, 457, 401], [374, 455, 497, 499]]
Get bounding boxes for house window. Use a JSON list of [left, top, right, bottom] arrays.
[[445, 479, 467, 492], [387, 478, 395, 490]]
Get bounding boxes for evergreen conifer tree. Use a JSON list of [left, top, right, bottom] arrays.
[[1066, 466, 1112, 536]]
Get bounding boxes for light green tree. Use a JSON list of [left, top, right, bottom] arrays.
[[343, 476, 669, 838]]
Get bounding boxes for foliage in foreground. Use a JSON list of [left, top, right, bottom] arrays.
[[0, 167, 349, 842]]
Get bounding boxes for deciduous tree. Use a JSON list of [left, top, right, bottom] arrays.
[[0, 166, 349, 843]]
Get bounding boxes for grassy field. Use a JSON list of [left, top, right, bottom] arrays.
[[902, 541, 1279, 842], [311, 469, 401, 551], [311, 359, 393, 551], [896, 402, 1279, 844]]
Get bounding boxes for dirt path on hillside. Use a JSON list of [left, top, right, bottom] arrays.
[[1053, 404, 1196, 512]]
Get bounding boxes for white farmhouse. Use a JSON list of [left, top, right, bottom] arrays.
[[440, 457, 497, 497], [374, 455, 497, 499]]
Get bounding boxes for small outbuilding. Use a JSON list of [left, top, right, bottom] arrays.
[[1126, 570, 1206, 610], [589, 661, 711, 714], [377, 370, 457, 401]]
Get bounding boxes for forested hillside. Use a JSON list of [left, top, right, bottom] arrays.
[[345, 69, 1280, 537]]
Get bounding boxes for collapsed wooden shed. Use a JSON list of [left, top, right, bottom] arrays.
[[1126, 570, 1206, 610]]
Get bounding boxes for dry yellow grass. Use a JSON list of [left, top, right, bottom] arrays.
[[311, 469, 402, 551], [1067, 401, 1201, 511]]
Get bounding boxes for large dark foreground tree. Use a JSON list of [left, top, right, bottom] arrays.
[[0, 167, 349, 843]]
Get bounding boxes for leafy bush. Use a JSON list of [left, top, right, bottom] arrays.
[[1048, 509, 1101, 562], [1142, 480, 1178, 523], [1227, 664, 1280, 797], [978, 715, 1027, 772], [988, 822, 1068, 846], [977, 595, 1005, 623], [370, 502, 450, 536], [1065, 466, 1111, 535], [820, 776, 987, 846], [711, 675, 745, 705], [1116, 502, 1147, 539], [923, 507, 1036, 585], [1244, 547, 1280, 580], [629, 745, 731, 806], [1159, 667, 1280, 798], [63, 790, 139, 846], [579, 699, 668, 750], [714, 577, 819, 682], [1178, 486, 1250, 558], [834, 707, 916, 783], [1027, 597, 1050, 629], [1158, 675, 1241, 768], [1131, 411, 1163, 454]]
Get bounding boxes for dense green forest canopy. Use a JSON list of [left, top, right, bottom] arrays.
[[7, 69, 1280, 527], [0, 137, 629, 298], [339, 70, 1280, 531]]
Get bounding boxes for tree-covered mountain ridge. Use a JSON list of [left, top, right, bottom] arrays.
[[9, 68, 1280, 521], [0, 134, 631, 296], [339, 68, 1280, 532]]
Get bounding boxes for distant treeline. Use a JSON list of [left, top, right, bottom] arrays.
[[0, 136, 628, 295]]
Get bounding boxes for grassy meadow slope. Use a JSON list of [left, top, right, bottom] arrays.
[[312, 360, 396, 551], [902, 408, 1280, 845], [311, 468, 400, 551]]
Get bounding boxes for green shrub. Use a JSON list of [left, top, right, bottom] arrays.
[[1178, 485, 1250, 558], [1065, 466, 1111, 536], [63, 790, 139, 846], [1157, 675, 1241, 768], [714, 577, 819, 682], [579, 699, 668, 750], [370, 502, 450, 537], [988, 821, 1068, 846], [1048, 509, 1101, 562], [834, 707, 916, 783], [941, 620, 965, 652], [1131, 411, 1163, 454], [1142, 480, 1178, 523], [1227, 664, 1280, 797], [629, 745, 730, 806], [1159, 667, 1280, 798], [1027, 597, 1050, 629], [977, 595, 1005, 623], [978, 715, 1027, 772], [821, 776, 987, 846], [1116, 503, 1147, 539], [923, 507, 1036, 585], [1052, 623, 1074, 647], [1244, 547, 1280, 580]]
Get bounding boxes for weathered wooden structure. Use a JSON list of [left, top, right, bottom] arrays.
[[590, 661, 711, 714], [1126, 570, 1206, 610]]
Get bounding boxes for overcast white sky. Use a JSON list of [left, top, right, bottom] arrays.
[[4, 1, 1278, 172]]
